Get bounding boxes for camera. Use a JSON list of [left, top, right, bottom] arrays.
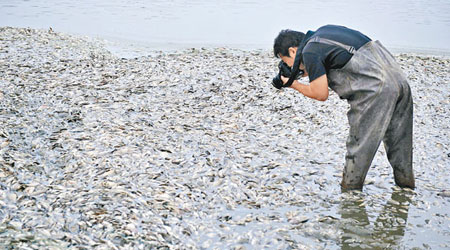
[[272, 61, 304, 89]]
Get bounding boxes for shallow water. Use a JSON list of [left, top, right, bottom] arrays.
[[1, 0, 450, 57]]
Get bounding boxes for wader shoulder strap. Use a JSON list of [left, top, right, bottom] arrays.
[[308, 36, 356, 54]]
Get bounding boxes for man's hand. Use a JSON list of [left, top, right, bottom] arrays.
[[280, 75, 289, 85]]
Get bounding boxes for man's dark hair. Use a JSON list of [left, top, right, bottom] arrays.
[[273, 29, 305, 58]]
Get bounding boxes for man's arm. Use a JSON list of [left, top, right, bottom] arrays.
[[282, 74, 329, 101]]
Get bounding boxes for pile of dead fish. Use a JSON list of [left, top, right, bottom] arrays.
[[0, 27, 449, 249]]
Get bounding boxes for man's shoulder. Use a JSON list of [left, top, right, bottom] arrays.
[[302, 50, 323, 64], [302, 42, 327, 56], [316, 24, 350, 32]]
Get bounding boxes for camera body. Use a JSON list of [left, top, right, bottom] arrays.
[[272, 61, 304, 89]]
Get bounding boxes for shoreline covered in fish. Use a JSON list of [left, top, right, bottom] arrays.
[[0, 27, 449, 249]]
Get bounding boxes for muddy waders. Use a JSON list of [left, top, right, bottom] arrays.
[[321, 40, 415, 190]]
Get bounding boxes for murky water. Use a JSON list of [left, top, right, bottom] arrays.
[[1, 0, 450, 57]]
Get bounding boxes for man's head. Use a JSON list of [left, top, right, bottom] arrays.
[[273, 29, 305, 58], [273, 29, 305, 67]]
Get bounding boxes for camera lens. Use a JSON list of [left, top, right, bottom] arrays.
[[272, 75, 283, 89]]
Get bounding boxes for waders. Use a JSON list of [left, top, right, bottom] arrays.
[[323, 40, 416, 190]]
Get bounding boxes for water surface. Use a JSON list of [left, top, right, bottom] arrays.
[[1, 0, 450, 57]]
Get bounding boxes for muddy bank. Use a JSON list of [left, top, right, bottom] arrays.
[[0, 27, 449, 249]]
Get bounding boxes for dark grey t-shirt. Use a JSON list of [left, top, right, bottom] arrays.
[[302, 25, 371, 82]]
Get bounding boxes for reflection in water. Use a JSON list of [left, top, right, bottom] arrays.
[[339, 191, 412, 249]]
